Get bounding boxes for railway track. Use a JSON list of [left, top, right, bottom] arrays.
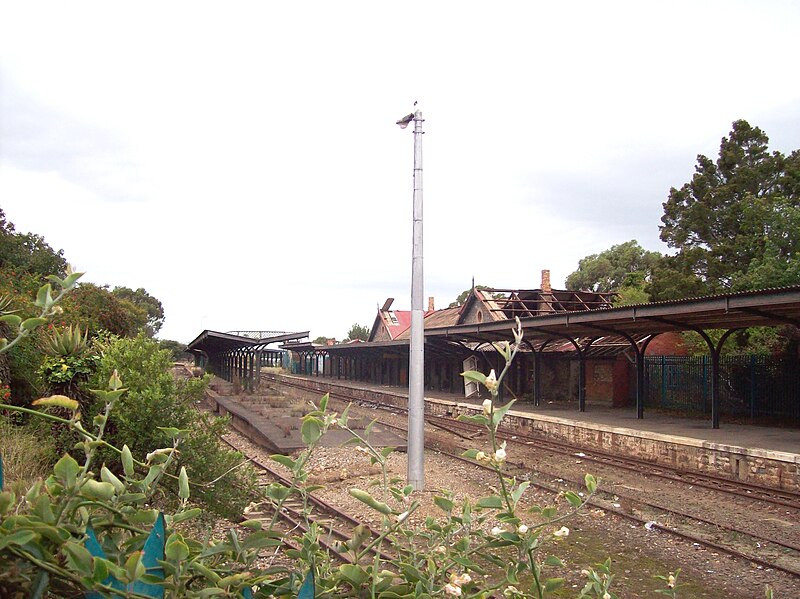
[[219, 435, 392, 565], [269, 380, 800, 577]]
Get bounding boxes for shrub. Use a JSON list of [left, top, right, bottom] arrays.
[[88, 334, 259, 519]]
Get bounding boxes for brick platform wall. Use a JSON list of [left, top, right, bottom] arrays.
[[270, 374, 800, 494]]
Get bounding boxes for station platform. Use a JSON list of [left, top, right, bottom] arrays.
[[272, 374, 800, 493]]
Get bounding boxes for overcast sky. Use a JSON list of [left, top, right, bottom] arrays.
[[2, 1, 799, 344]]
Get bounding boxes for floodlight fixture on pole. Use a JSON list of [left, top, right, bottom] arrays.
[[397, 105, 425, 491]]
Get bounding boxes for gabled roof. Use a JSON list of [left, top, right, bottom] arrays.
[[395, 306, 462, 340], [458, 288, 508, 323], [368, 298, 414, 341]]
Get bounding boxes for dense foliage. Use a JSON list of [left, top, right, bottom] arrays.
[[0, 208, 67, 281], [565, 240, 661, 305], [112, 286, 165, 337], [655, 120, 800, 299], [88, 334, 260, 519], [564, 121, 800, 353], [345, 323, 370, 342]]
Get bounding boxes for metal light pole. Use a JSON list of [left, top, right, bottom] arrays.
[[397, 107, 425, 490]]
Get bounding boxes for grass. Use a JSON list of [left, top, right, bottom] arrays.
[[0, 417, 56, 494]]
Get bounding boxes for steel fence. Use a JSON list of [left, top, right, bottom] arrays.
[[644, 355, 800, 423]]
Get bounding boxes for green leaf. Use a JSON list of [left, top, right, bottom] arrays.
[[242, 531, 282, 550], [433, 496, 454, 513], [171, 508, 202, 523], [197, 588, 227, 599], [62, 271, 84, 289], [339, 564, 369, 587], [32, 495, 55, 524], [301, 417, 323, 445], [349, 488, 392, 515], [585, 473, 598, 494], [81, 480, 116, 501], [0, 529, 37, 550], [270, 454, 296, 470], [100, 466, 125, 494], [34, 284, 53, 308], [544, 555, 564, 567], [165, 539, 190, 561], [319, 393, 329, 412], [53, 453, 80, 488], [32, 395, 80, 411], [121, 445, 135, 477], [195, 590, 226, 598], [491, 399, 516, 427], [178, 466, 190, 500], [63, 540, 94, 574], [511, 481, 530, 506], [461, 370, 487, 384], [476, 495, 504, 509], [0, 314, 22, 327], [21, 317, 48, 331], [564, 491, 582, 508]]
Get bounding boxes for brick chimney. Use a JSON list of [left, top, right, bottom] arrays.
[[541, 269, 551, 292], [428, 296, 435, 311]]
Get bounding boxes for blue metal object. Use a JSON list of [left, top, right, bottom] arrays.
[[297, 569, 315, 599], [84, 526, 125, 598], [84, 513, 166, 598]]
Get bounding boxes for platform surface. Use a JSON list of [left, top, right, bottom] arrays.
[[291, 375, 800, 457]]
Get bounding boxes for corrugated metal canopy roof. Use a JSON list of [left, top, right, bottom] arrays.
[[425, 285, 800, 344], [187, 330, 308, 355]]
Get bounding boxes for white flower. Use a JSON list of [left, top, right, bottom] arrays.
[[494, 443, 507, 464], [491, 526, 504, 536], [450, 572, 471, 586], [603, 593, 611, 599], [667, 573, 676, 588], [503, 586, 519, 597], [435, 545, 447, 554], [482, 398, 493, 415], [443, 582, 462, 596], [517, 524, 528, 534], [484, 369, 498, 392], [553, 526, 570, 538], [396, 511, 409, 523], [475, 451, 490, 465], [580, 569, 590, 577]]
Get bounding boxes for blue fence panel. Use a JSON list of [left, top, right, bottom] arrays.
[[645, 355, 799, 423]]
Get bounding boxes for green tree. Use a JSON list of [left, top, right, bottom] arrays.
[[56, 283, 148, 338], [0, 208, 67, 280], [112, 286, 165, 336], [345, 323, 370, 341], [565, 240, 662, 297], [158, 338, 189, 361], [655, 120, 800, 299]]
